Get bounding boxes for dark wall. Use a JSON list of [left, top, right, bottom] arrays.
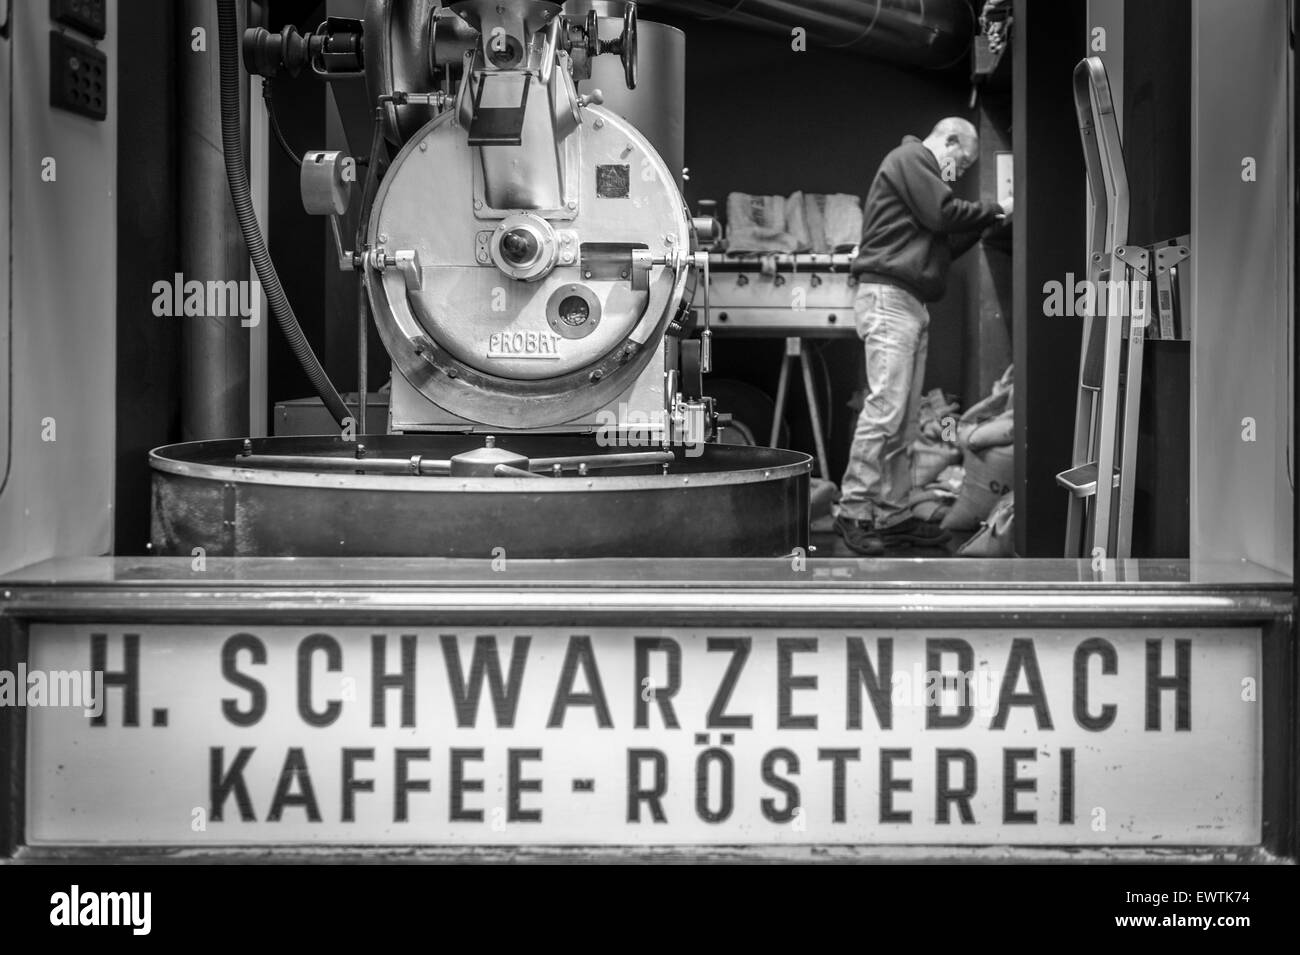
[[658, 17, 972, 210], [115, 0, 180, 554], [651, 13, 975, 478], [1123, 0, 1191, 247], [965, 85, 1013, 409], [1125, 0, 1191, 559], [1012, 0, 1087, 557]]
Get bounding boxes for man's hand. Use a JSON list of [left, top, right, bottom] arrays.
[[998, 195, 1014, 218]]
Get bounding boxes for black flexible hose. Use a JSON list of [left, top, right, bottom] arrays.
[[217, 0, 350, 427], [262, 78, 302, 168]]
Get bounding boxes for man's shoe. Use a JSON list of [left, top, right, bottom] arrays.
[[834, 516, 886, 556], [879, 516, 952, 545]]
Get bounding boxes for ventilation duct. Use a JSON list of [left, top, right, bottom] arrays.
[[635, 0, 976, 70]]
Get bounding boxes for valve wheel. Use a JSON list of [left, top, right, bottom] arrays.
[[622, 4, 638, 90]]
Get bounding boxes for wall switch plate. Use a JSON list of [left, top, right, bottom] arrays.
[[996, 152, 1014, 205], [50, 31, 107, 120], [51, 0, 106, 39]]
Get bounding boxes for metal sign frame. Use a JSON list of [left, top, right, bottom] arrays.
[[1, 557, 1294, 863]]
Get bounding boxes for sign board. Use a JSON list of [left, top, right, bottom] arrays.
[[20, 625, 1261, 846]]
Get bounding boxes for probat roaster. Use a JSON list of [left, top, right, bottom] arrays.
[[150, 0, 810, 559]]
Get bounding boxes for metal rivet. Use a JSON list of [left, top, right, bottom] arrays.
[[419, 140, 428, 151]]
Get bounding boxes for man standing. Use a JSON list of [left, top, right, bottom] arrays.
[[836, 117, 1011, 556]]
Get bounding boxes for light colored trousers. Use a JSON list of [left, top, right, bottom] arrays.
[[837, 282, 929, 528]]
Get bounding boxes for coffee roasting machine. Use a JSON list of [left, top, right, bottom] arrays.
[[151, 0, 814, 559]]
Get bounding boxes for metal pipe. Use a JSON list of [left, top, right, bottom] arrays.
[[236, 449, 677, 474], [636, 0, 976, 70], [237, 452, 452, 474], [357, 279, 368, 436], [180, 0, 250, 440], [529, 451, 676, 471], [354, 104, 389, 437], [495, 464, 546, 478]]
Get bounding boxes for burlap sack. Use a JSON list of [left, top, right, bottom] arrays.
[[726, 193, 799, 253], [785, 192, 814, 252], [941, 444, 1015, 531], [956, 492, 1016, 557], [912, 437, 962, 487], [967, 409, 1014, 451], [802, 193, 831, 253], [824, 193, 864, 251]]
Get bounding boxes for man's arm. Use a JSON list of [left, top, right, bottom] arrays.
[[949, 228, 985, 259], [890, 151, 1005, 235]]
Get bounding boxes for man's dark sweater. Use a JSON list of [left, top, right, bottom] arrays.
[[850, 135, 1004, 303]]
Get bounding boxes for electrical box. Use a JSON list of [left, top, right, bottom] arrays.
[[49, 31, 107, 120], [51, 0, 107, 39]]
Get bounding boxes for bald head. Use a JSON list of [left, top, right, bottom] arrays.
[[923, 117, 980, 179], [929, 117, 978, 142]]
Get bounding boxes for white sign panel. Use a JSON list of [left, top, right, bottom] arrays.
[[21, 625, 1261, 845]]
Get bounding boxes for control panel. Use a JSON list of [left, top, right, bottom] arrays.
[[49, 30, 107, 121]]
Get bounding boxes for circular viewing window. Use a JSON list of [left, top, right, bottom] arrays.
[[559, 295, 591, 327], [500, 228, 540, 267]]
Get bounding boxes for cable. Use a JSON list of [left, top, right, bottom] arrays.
[[262, 78, 370, 168], [262, 78, 301, 168], [217, 0, 350, 428]]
